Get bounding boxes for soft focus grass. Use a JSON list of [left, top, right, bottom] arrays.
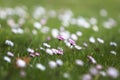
[[0, 0, 120, 80]]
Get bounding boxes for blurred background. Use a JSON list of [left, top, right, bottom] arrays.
[[0, 0, 120, 80], [0, 0, 120, 16]]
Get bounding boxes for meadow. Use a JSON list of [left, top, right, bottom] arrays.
[[0, 0, 120, 80]]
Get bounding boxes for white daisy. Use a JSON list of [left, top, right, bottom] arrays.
[[5, 40, 14, 47], [4, 56, 11, 63], [36, 63, 46, 71], [75, 59, 84, 66], [49, 61, 57, 69], [16, 59, 26, 68]]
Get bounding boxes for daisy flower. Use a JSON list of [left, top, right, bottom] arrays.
[[68, 39, 76, 45]]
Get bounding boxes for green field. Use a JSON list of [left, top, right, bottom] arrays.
[[0, 0, 120, 80]]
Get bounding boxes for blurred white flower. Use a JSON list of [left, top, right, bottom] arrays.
[[63, 73, 70, 79], [89, 67, 98, 76], [99, 71, 107, 77], [100, 9, 107, 17], [77, 17, 90, 28], [56, 59, 63, 66], [15, 7, 27, 18], [68, 38, 76, 45], [16, 59, 26, 68], [58, 10, 73, 27], [40, 19, 47, 25], [18, 18, 25, 25], [27, 48, 34, 53], [64, 40, 71, 48], [7, 19, 15, 27], [60, 31, 70, 40], [0, 10, 6, 19], [5, 40, 14, 47], [82, 74, 92, 80], [4, 56, 11, 63], [32, 29, 37, 35], [33, 7, 46, 19], [33, 22, 42, 29], [36, 63, 46, 71], [87, 55, 97, 64], [89, 17, 97, 25], [12, 28, 24, 34], [70, 18, 77, 25], [75, 45, 82, 50], [48, 10, 56, 18], [49, 61, 57, 69], [96, 64, 103, 70], [71, 34, 78, 41], [76, 31, 82, 37], [43, 43, 51, 48], [41, 26, 50, 34], [92, 25, 99, 32], [107, 67, 119, 78], [75, 59, 84, 66], [110, 42, 117, 47], [40, 47, 45, 51], [97, 38, 104, 44], [51, 29, 59, 38], [7, 51, 14, 57], [56, 48, 64, 55], [89, 37, 95, 43], [83, 42, 88, 47], [103, 18, 117, 29], [110, 50, 117, 55], [51, 48, 58, 54], [46, 49, 53, 55]]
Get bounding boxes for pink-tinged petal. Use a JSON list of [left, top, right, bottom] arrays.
[[89, 67, 99, 76], [107, 67, 119, 78], [57, 49, 63, 55], [82, 74, 92, 80], [68, 39, 76, 45], [7, 51, 14, 57], [35, 52, 40, 56], [16, 59, 26, 68], [46, 36, 51, 41], [29, 53, 36, 57], [87, 55, 97, 64], [40, 19, 47, 25], [57, 35, 64, 41], [51, 48, 58, 54], [96, 64, 103, 70]]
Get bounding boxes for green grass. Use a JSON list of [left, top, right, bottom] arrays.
[[0, 0, 120, 80]]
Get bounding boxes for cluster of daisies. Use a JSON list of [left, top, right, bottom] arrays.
[[1, 6, 119, 80]]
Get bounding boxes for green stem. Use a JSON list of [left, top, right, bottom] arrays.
[[94, 74, 100, 80]]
